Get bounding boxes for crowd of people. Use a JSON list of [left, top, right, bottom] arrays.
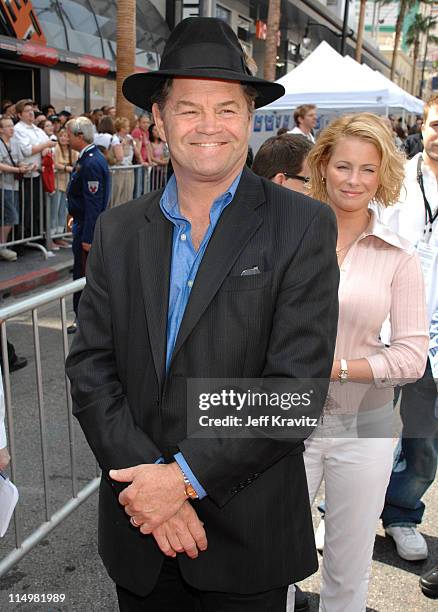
[[0, 15, 437, 612], [0, 96, 424, 266], [0, 99, 169, 262]]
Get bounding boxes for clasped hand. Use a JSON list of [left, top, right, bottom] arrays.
[[110, 463, 208, 559]]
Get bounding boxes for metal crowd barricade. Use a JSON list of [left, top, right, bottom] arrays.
[[0, 171, 74, 260], [0, 278, 100, 578], [0, 174, 53, 258], [0, 161, 168, 260], [146, 165, 168, 193], [108, 163, 168, 208], [0, 161, 168, 576]]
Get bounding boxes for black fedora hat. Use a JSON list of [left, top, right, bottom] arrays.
[[122, 17, 285, 111]]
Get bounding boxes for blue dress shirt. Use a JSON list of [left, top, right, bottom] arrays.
[[158, 171, 242, 498]]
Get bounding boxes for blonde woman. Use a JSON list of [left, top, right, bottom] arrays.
[[302, 113, 428, 611], [147, 123, 169, 190], [53, 127, 78, 244], [113, 117, 141, 206]]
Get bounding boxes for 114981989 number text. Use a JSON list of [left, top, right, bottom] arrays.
[[8, 593, 66, 603]]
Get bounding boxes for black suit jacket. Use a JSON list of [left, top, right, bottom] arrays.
[[66, 167, 339, 596], [403, 133, 423, 159]]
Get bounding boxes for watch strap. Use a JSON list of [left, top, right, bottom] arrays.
[[183, 473, 199, 499]]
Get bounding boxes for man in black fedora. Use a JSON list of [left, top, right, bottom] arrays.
[[66, 17, 339, 611]]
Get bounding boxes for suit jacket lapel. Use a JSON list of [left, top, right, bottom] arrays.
[[170, 168, 265, 367], [138, 192, 172, 390]]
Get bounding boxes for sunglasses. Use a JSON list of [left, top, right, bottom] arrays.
[[283, 173, 309, 184]]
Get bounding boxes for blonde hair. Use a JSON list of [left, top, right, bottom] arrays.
[[424, 94, 438, 123], [308, 113, 405, 207], [115, 116, 130, 132]]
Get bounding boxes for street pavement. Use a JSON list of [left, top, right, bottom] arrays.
[[0, 245, 73, 300], [0, 260, 436, 611]]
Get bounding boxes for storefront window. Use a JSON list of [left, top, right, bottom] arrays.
[[50, 70, 85, 115], [90, 75, 116, 110]]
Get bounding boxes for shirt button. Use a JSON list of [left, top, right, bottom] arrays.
[[187, 280, 193, 288], [180, 233, 187, 241]]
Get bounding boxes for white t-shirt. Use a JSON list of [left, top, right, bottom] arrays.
[[14, 121, 48, 176], [94, 133, 120, 150], [288, 126, 315, 144], [120, 134, 135, 166]]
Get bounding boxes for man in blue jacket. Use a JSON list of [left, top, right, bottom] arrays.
[[66, 116, 110, 333]]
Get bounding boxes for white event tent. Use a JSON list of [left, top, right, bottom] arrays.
[[261, 41, 422, 113], [343, 55, 423, 114]]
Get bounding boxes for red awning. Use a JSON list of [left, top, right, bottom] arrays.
[[20, 42, 58, 66], [78, 55, 110, 76]]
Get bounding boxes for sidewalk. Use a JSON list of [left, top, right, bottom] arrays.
[[0, 244, 73, 300]]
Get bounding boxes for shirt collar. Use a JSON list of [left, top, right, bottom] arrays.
[[18, 120, 36, 130], [405, 152, 436, 181], [78, 143, 95, 159], [160, 171, 243, 226], [420, 156, 438, 183], [361, 208, 414, 252]]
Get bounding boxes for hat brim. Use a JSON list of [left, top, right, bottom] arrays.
[[122, 68, 285, 111]]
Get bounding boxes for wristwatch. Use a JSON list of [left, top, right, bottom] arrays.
[[338, 358, 349, 384], [182, 473, 199, 500]]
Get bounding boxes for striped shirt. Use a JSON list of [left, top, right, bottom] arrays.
[[328, 209, 428, 415]]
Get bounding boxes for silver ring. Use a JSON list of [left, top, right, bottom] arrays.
[[130, 516, 140, 527]]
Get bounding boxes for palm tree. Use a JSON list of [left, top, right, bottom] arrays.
[[406, 14, 436, 94], [355, 0, 368, 62], [264, 0, 281, 81], [419, 30, 438, 97], [390, 0, 410, 81], [116, 0, 136, 121], [380, 0, 431, 82]]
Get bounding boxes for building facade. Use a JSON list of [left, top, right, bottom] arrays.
[[362, 0, 436, 96], [0, 0, 169, 112], [0, 0, 398, 113]]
